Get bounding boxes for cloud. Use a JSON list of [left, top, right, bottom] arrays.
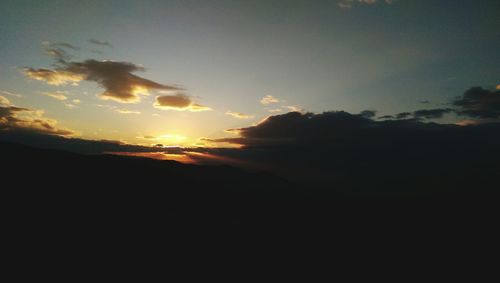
[[382, 109, 452, 121], [138, 134, 187, 143], [210, 111, 372, 146], [53, 42, 80, 51], [116, 109, 141, 115], [338, 0, 395, 9], [190, 107, 500, 190], [154, 94, 211, 112], [268, 108, 283, 113], [0, 95, 11, 107], [88, 39, 113, 48], [24, 59, 181, 103], [208, 105, 476, 148], [375, 87, 500, 122], [0, 99, 74, 136], [453, 87, 500, 119], [23, 68, 85, 86], [359, 110, 376, 119], [193, 105, 500, 187], [95, 104, 141, 114], [40, 91, 68, 101], [0, 90, 23, 98], [226, 111, 254, 119], [379, 115, 395, 120], [283, 105, 303, 112], [413, 108, 452, 119], [41, 41, 81, 62], [395, 112, 412, 119], [64, 103, 78, 109], [260, 95, 279, 105]]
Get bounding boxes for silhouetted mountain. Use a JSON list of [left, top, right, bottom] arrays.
[[3, 141, 498, 228]]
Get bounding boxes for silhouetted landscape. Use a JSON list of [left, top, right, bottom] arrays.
[[3, 138, 498, 226]]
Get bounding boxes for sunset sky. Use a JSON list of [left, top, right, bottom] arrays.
[[1, 0, 499, 148]]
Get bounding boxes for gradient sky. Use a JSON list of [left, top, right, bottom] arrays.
[[1, 0, 499, 147]]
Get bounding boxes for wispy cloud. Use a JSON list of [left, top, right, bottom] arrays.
[[116, 109, 141, 115], [225, 111, 254, 119], [88, 38, 113, 48], [268, 108, 283, 113], [96, 104, 141, 115], [0, 90, 23, 98], [64, 102, 78, 109], [40, 91, 68, 101], [283, 105, 303, 112], [138, 134, 187, 142], [260, 95, 279, 105]]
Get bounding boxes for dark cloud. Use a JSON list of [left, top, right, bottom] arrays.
[[359, 110, 376, 119], [194, 108, 500, 189], [88, 39, 113, 48], [413, 108, 452, 119], [41, 41, 80, 63], [154, 94, 211, 111], [24, 59, 181, 103], [379, 115, 395, 120], [210, 111, 372, 146], [72, 60, 180, 103], [395, 112, 412, 119], [381, 108, 452, 121], [453, 87, 500, 119]]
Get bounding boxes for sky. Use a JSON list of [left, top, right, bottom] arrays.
[[1, 0, 499, 148]]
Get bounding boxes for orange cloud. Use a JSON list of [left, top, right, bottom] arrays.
[[0, 96, 75, 136], [0, 95, 10, 106], [23, 68, 84, 86], [24, 59, 181, 103]]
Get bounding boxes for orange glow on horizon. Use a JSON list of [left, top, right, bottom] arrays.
[[108, 151, 197, 163]]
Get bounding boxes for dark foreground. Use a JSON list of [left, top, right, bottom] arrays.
[[2, 141, 498, 228]]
